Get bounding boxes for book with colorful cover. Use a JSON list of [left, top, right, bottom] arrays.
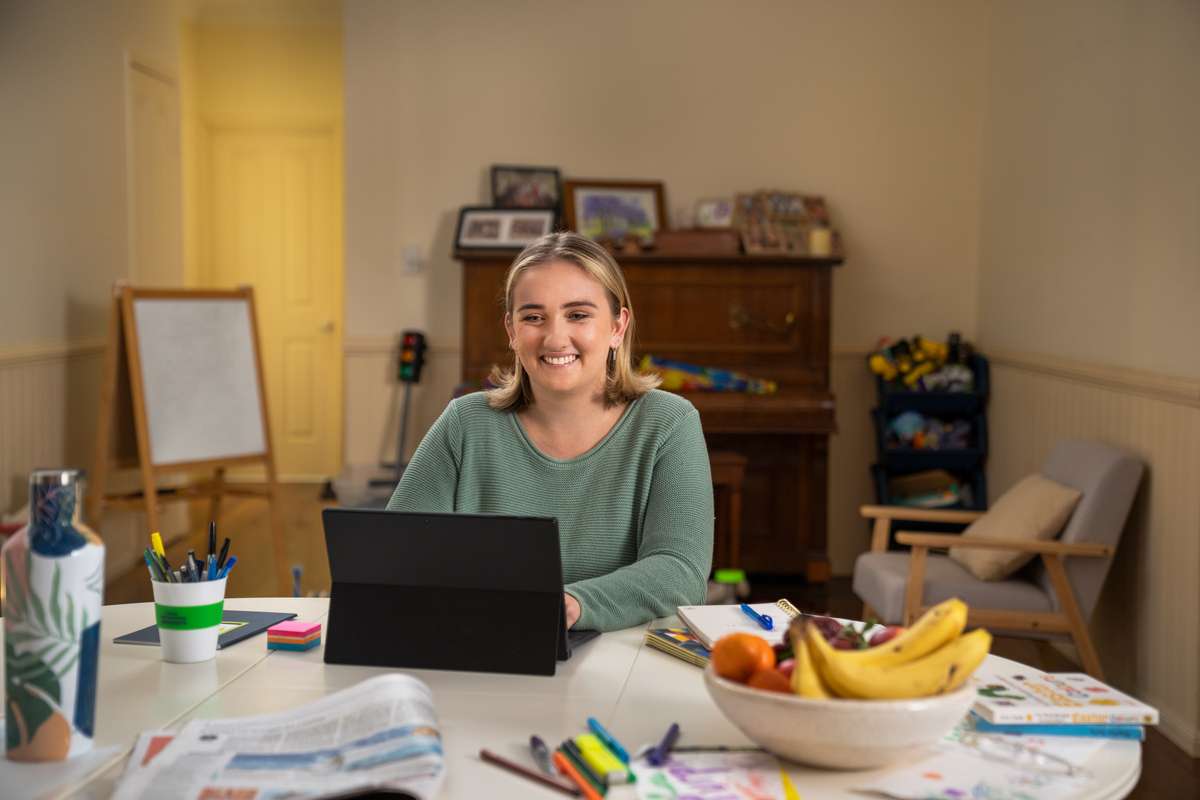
[[644, 628, 710, 667], [972, 671, 1159, 726], [968, 712, 1145, 741]]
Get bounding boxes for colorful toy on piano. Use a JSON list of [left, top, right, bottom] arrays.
[[640, 354, 777, 395]]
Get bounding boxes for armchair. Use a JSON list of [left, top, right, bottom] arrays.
[[853, 440, 1144, 680]]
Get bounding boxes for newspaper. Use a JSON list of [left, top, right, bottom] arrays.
[[113, 674, 445, 800]]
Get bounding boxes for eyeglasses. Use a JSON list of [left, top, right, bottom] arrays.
[[957, 732, 1091, 779]]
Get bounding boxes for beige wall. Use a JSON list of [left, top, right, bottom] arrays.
[[977, 0, 1200, 755], [0, 0, 193, 348], [978, 0, 1200, 378], [0, 0, 196, 573], [343, 0, 989, 569]]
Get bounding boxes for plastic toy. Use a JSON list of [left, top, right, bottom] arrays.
[[639, 355, 777, 395]]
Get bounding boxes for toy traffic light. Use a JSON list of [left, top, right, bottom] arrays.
[[398, 331, 426, 383]]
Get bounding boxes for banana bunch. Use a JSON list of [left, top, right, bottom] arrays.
[[790, 598, 992, 700]]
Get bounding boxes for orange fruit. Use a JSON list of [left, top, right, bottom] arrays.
[[747, 668, 792, 694], [711, 633, 776, 683]]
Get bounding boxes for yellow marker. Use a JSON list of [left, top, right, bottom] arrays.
[[151, 531, 165, 557], [575, 733, 631, 784]]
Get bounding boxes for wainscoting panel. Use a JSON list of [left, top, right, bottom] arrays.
[[0, 341, 188, 582], [988, 351, 1200, 755]]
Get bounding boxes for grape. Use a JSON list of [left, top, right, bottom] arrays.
[[869, 626, 905, 647]]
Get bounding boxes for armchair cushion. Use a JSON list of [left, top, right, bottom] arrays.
[[949, 474, 1081, 581], [853, 551, 1053, 624]]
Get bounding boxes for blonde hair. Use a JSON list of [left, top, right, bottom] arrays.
[[487, 232, 660, 411]]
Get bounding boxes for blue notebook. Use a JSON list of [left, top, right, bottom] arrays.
[[113, 610, 297, 650], [969, 712, 1145, 741]]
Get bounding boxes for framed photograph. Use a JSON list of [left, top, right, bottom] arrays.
[[695, 197, 734, 228], [562, 179, 667, 242], [490, 164, 561, 209], [454, 206, 556, 250]]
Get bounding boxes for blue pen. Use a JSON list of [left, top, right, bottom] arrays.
[[587, 716, 630, 764], [740, 603, 773, 631], [218, 555, 238, 579], [207, 554, 217, 581], [648, 722, 680, 766], [143, 549, 163, 582]]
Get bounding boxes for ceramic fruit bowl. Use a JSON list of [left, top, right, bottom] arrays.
[[703, 663, 974, 770]]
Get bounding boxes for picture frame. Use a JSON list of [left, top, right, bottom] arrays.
[[490, 164, 562, 210], [454, 206, 556, 250], [694, 197, 734, 228], [562, 179, 667, 242]]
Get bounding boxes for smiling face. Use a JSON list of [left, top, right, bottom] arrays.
[[505, 260, 630, 403]]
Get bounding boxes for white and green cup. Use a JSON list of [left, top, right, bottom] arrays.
[[151, 577, 227, 663]]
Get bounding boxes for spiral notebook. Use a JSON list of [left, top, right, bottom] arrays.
[[676, 599, 801, 649]]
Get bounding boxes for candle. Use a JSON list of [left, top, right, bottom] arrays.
[[809, 227, 834, 257]]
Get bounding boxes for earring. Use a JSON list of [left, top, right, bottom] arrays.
[[607, 348, 616, 371]]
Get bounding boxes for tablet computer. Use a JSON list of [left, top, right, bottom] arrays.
[[321, 509, 598, 676]]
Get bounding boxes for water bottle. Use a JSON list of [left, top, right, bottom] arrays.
[[3, 469, 104, 762]]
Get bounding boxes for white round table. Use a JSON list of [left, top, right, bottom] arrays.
[[2, 598, 1141, 798]]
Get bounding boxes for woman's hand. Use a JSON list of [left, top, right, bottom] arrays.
[[564, 593, 582, 629]]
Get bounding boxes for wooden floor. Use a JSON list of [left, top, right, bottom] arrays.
[[106, 483, 1199, 798]]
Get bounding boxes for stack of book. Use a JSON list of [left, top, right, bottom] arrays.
[[971, 671, 1158, 741]]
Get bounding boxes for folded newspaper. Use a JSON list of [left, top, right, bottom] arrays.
[[114, 674, 445, 800]]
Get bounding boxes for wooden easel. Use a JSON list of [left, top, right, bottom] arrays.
[[87, 284, 290, 594]]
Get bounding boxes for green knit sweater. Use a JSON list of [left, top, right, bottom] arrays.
[[386, 390, 714, 631]]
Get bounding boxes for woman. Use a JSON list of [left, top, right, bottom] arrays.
[[388, 232, 713, 631]]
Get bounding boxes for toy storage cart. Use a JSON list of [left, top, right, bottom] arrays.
[[870, 354, 990, 548]]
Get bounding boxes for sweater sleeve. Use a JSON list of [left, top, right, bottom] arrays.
[[386, 399, 461, 512], [566, 409, 714, 631]]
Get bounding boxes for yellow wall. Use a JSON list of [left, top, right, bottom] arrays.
[[977, 0, 1200, 755], [184, 15, 345, 286], [342, 0, 989, 573]]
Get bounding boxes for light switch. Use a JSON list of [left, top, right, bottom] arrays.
[[403, 244, 424, 274]]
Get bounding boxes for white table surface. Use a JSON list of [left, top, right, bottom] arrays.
[[2, 598, 1141, 799]]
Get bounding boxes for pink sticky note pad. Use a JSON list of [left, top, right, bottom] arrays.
[[268, 620, 321, 638]]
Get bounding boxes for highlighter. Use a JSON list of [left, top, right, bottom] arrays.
[[574, 734, 632, 784]]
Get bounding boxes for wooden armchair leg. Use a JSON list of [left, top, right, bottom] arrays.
[[1043, 553, 1105, 680], [903, 546, 928, 626]]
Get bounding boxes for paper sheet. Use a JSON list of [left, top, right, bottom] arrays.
[[636, 750, 794, 799], [855, 718, 1105, 800]]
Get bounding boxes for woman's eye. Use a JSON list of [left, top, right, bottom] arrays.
[[522, 314, 543, 323], [568, 312, 590, 321]]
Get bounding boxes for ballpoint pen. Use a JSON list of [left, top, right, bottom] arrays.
[[740, 603, 773, 631], [216, 537, 232, 571], [218, 555, 238, 579], [208, 520, 217, 563]]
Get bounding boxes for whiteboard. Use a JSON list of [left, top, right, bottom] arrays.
[[132, 297, 267, 465]]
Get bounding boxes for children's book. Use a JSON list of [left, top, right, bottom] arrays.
[[676, 599, 800, 649], [968, 712, 1144, 741], [644, 628, 710, 667], [972, 671, 1159, 726]]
